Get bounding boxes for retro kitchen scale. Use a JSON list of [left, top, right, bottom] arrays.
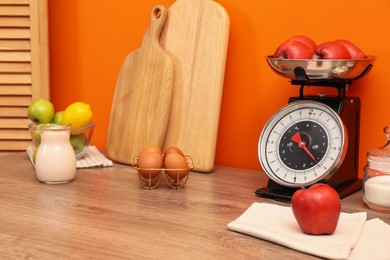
[[256, 56, 376, 202]]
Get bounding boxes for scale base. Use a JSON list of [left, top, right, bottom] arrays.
[[255, 179, 362, 203]]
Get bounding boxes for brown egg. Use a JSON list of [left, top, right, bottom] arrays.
[[163, 146, 185, 158], [164, 153, 189, 180], [139, 144, 162, 157], [138, 151, 163, 178]]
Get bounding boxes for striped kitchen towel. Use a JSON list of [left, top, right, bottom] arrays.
[[27, 145, 113, 168]]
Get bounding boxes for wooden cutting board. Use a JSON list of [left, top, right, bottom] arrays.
[[160, 0, 230, 172], [107, 5, 173, 165]]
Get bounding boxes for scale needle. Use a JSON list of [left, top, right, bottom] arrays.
[[291, 132, 317, 163]]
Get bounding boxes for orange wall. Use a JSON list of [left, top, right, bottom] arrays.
[[48, 0, 390, 176]]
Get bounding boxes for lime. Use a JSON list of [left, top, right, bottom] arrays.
[[62, 102, 93, 128], [33, 145, 39, 163], [70, 133, 87, 155], [28, 98, 55, 124], [53, 111, 64, 124]]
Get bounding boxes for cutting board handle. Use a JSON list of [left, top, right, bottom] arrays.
[[146, 5, 168, 46]]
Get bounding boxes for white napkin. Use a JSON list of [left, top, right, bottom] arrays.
[[227, 202, 367, 260], [348, 218, 390, 260], [27, 145, 113, 168]]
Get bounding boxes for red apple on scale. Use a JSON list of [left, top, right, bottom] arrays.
[[291, 183, 341, 235], [335, 39, 367, 59], [285, 35, 317, 51], [274, 35, 317, 59], [312, 41, 352, 59]]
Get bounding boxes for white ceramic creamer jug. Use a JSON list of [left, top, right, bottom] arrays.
[[35, 124, 76, 184]]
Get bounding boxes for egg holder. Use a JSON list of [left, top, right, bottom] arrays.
[[133, 155, 194, 189]]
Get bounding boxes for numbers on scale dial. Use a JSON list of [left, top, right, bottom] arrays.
[[263, 104, 344, 187], [279, 120, 327, 170]]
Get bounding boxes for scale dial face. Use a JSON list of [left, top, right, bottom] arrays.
[[258, 100, 347, 188]]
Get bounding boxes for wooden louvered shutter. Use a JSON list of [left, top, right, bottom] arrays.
[[0, 0, 49, 155]]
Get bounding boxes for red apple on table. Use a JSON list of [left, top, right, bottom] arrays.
[[274, 35, 317, 59], [291, 183, 341, 235], [335, 39, 367, 59], [312, 41, 352, 59]]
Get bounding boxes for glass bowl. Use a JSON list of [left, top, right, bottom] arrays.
[[28, 123, 95, 160]]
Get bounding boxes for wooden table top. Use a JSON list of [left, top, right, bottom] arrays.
[[1, 152, 389, 259]]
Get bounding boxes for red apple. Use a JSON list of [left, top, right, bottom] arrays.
[[291, 183, 341, 235], [312, 41, 352, 59], [274, 40, 315, 59], [335, 39, 367, 59], [274, 35, 317, 59], [285, 35, 317, 51]]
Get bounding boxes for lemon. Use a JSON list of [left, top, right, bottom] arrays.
[[62, 102, 93, 129]]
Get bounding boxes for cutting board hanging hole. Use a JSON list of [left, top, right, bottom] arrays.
[[154, 8, 162, 18]]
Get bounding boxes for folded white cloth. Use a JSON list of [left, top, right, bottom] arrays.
[[27, 145, 113, 168], [227, 202, 367, 259], [349, 218, 390, 260]]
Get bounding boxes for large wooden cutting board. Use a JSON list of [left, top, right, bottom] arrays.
[[160, 0, 230, 172], [107, 6, 173, 165]]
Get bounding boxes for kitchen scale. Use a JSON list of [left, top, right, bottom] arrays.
[[256, 56, 376, 202]]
